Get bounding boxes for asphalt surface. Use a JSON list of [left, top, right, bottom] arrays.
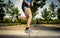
[[0, 35, 60, 38], [0, 24, 60, 38]]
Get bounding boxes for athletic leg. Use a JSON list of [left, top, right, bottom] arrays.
[[24, 7, 32, 28]]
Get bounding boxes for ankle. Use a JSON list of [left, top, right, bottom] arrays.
[[25, 27, 30, 30], [26, 26, 30, 28]]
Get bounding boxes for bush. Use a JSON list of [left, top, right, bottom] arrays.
[[33, 19, 60, 24]]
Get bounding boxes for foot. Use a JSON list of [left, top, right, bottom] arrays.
[[25, 27, 32, 33], [12, 14, 18, 22]]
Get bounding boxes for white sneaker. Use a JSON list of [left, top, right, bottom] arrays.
[[25, 27, 32, 33]]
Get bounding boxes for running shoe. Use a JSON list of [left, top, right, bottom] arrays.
[[25, 27, 32, 33]]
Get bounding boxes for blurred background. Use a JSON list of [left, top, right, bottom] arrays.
[[0, 0, 60, 26]]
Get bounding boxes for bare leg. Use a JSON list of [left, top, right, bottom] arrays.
[[24, 7, 32, 27], [18, 16, 27, 21], [18, 7, 32, 28]]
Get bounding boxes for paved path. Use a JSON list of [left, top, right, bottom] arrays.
[[0, 30, 60, 38], [0, 24, 60, 38]]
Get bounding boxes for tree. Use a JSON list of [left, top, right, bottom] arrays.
[[0, 0, 6, 22], [30, 0, 46, 19], [57, 0, 60, 19], [6, 0, 19, 16], [42, 2, 57, 20], [58, 0, 60, 3], [49, 2, 57, 18], [41, 8, 51, 20], [57, 8, 60, 19], [0, 0, 20, 23], [49, 2, 57, 12], [4, 0, 19, 22]]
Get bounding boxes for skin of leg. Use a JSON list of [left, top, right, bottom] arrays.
[[18, 8, 29, 21], [18, 7, 29, 21], [18, 16, 27, 21], [24, 7, 32, 27], [17, 7, 32, 28]]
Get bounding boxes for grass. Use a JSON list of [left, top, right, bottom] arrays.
[[0, 23, 60, 27], [0, 23, 23, 26]]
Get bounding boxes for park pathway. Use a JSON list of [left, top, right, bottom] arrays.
[[0, 24, 60, 38]]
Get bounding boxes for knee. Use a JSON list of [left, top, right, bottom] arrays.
[[28, 15, 32, 19]]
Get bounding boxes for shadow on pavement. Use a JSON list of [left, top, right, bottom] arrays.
[[0, 35, 60, 38], [32, 25, 60, 32]]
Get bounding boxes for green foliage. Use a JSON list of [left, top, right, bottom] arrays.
[[58, 0, 60, 3], [49, 2, 57, 17], [3, 18, 12, 23], [41, 2, 57, 20], [49, 2, 57, 18], [0, 0, 60, 24], [11, 7, 19, 16], [49, 2, 57, 12], [0, 0, 6, 22], [32, 19, 60, 24], [30, 0, 46, 19], [42, 8, 52, 20], [0, 0, 20, 23], [5, 0, 19, 16], [57, 8, 60, 19]]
